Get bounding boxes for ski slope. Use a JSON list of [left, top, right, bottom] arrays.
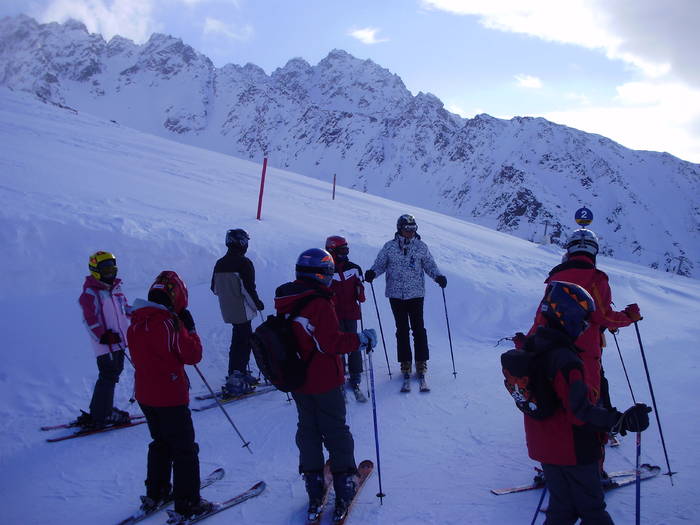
[[1, 87, 698, 524]]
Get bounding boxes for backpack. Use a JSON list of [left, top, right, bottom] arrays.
[[500, 344, 559, 420], [250, 294, 323, 392]]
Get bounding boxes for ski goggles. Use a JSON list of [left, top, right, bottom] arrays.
[[401, 224, 418, 232], [333, 245, 349, 256]]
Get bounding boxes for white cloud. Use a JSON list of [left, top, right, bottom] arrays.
[[203, 16, 253, 41], [348, 27, 389, 45], [515, 74, 542, 89], [543, 81, 700, 162], [420, 0, 696, 83], [565, 92, 591, 105], [39, 0, 157, 42]]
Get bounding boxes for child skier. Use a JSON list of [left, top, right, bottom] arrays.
[[325, 235, 367, 401], [211, 228, 265, 396], [521, 281, 651, 524], [78, 251, 131, 429], [127, 271, 213, 521], [274, 248, 376, 522]]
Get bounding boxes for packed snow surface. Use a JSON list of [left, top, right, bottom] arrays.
[[1, 88, 698, 524]]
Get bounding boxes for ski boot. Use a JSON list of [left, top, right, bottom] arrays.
[[416, 361, 430, 392], [303, 471, 325, 522], [72, 410, 93, 428], [106, 407, 130, 426], [140, 485, 172, 513], [168, 497, 215, 524], [400, 362, 412, 392], [332, 471, 358, 523], [222, 371, 255, 398]]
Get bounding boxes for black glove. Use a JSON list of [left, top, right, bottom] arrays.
[[618, 403, 652, 435], [255, 299, 265, 311], [99, 330, 121, 345], [178, 308, 196, 332], [435, 275, 447, 288], [364, 269, 376, 283]]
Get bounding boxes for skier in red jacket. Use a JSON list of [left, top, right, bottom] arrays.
[[274, 248, 376, 523], [326, 235, 366, 399], [522, 281, 651, 524], [127, 271, 213, 521]]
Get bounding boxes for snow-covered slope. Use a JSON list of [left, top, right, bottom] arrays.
[[1, 14, 698, 277], [0, 87, 698, 524]]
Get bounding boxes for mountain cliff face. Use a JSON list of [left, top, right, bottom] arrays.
[[2, 14, 698, 276]]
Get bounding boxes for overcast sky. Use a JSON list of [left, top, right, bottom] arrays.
[[2, 0, 699, 163]]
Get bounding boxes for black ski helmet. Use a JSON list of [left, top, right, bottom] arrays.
[[295, 248, 335, 286], [225, 229, 250, 252], [396, 214, 417, 232], [539, 281, 596, 340]]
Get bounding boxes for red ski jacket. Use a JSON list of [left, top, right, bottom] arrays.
[[127, 299, 202, 407], [523, 327, 620, 466], [329, 260, 365, 321], [274, 280, 360, 395], [527, 255, 633, 403]]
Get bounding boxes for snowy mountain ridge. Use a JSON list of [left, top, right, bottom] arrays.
[[1, 14, 698, 276], [1, 75, 699, 525]]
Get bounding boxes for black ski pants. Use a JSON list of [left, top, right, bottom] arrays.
[[389, 297, 429, 364], [339, 319, 362, 385], [228, 320, 253, 376], [292, 387, 356, 475], [89, 350, 124, 424], [541, 462, 614, 525], [139, 403, 201, 513]]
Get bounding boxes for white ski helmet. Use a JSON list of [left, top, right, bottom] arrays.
[[566, 229, 599, 256]]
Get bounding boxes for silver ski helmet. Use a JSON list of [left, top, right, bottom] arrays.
[[566, 228, 599, 257], [396, 214, 417, 232], [540, 281, 595, 340], [295, 248, 335, 286]]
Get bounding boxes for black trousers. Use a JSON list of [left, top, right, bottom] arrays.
[[292, 387, 356, 475], [89, 350, 124, 424], [389, 297, 429, 363], [541, 462, 614, 525], [139, 403, 200, 513], [339, 319, 362, 384], [228, 320, 253, 376]]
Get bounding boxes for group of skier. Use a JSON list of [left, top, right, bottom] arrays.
[[76, 213, 651, 524], [77, 213, 447, 523]]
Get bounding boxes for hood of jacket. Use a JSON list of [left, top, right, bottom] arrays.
[[274, 280, 332, 315]]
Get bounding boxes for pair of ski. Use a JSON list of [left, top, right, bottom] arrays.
[[42, 415, 147, 443], [192, 384, 278, 412], [400, 374, 430, 393], [307, 460, 374, 525], [490, 463, 661, 495], [116, 467, 265, 525]]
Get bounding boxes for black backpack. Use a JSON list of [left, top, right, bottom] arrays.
[[250, 294, 323, 393], [500, 344, 559, 420]]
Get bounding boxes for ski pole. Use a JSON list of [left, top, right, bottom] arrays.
[[367, 350, 386, 504], [193, 365, 252, 454], [633, 322, 675, 483], [531, 487, 547, 525], [441, 288, 457, 378], [635, 430, 641, 525], [359, 307, 371, 398], [612, 331, 636, 404], [368, 282, 392, 378]]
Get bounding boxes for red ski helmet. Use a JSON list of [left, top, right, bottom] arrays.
[[148, 270, 189, 313], [325, 235, 349, 257]]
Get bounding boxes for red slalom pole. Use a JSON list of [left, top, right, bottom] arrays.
[[256, 157, 268, 220]]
